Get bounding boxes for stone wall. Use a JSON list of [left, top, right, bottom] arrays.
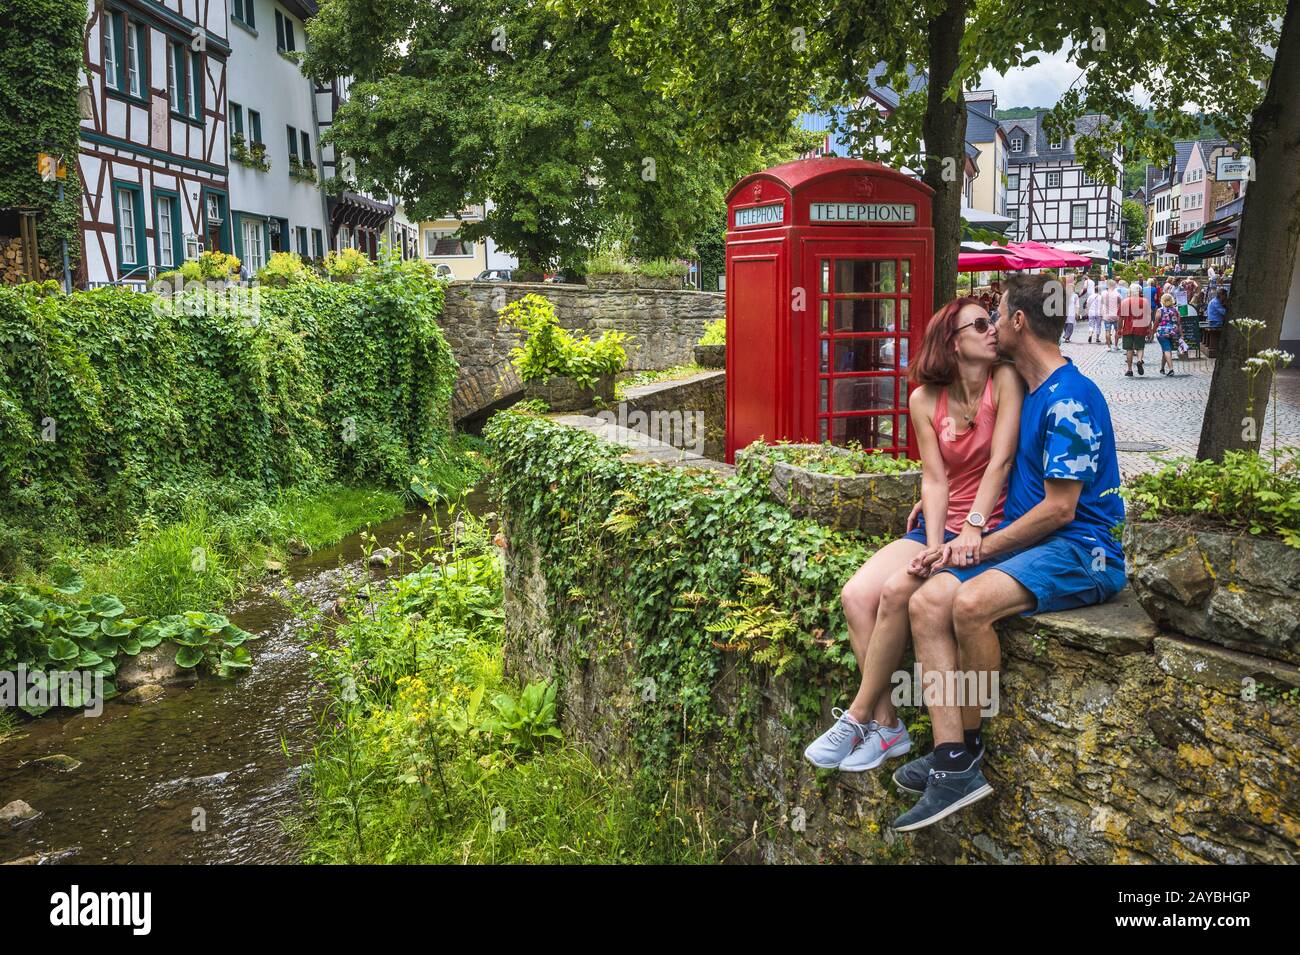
[[500, 415, 1300, 865], [617, 370, 725, 461], [439, 281, 725, 421]]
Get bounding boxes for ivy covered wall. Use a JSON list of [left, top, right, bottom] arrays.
[[0, 0, 83, 270], [488, 410, 1300, 864], [0, 260, 456, 560]]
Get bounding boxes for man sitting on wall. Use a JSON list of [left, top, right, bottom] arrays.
[[890, 273, 1127, 833]]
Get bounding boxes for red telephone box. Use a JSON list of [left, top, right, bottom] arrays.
[[724, 157, 934, 463]]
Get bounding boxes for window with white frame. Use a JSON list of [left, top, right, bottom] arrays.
[[103, 15, 120, 89], [1010, 135, 1023, 152], [1082, 170, 1096, 186], [167, 41, 180, 111], [117, 189, 138, 264], [241, 218, 266, 272], [156, 196, 175, 267], [1071, 203, 1087, 229], [1048, 138, 1062, 150], [126, 22, 142, 97], [1007, 172, 1019, 192], [1046, 170, 1062, 188], [424, 229, 473, 257]]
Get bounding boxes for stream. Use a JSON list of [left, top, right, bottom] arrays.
[[0, 493, 487, 865]]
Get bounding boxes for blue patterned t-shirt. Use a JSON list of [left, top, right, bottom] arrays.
[[1003, 359, 1126, 567]]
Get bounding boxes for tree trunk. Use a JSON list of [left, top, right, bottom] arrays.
[[923, 0, 968, 311], [1197, 0, 1300, 460]]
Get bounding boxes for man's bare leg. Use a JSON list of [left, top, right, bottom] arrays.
[[908, 573, 964, 748]]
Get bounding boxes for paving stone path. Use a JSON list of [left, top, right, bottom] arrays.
[[1060, 337, 1300, 477]]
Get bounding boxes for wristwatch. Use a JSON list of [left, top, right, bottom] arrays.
[[965, 512, 986, 529]]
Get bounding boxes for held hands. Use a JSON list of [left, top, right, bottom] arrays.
[[907, 545, 944, 577], [935, 526, 984, 571]]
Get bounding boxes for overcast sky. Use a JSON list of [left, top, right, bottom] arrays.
[[977, 49, 1084, 109]]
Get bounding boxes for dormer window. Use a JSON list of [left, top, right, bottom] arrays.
[[1048, 138, 1062, 150], [1011, 134, 1023, 152]]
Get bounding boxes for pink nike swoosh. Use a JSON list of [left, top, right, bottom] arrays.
[[879, 734, 904, 751]]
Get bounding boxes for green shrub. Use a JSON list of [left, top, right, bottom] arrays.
[[636, 257, 688, 278], [584, 251, 634, 275], [256, 251, 315, 286], [1123, 449, 1300, 547], [498, 293, 627, 388], [751, 441, 922, 477], [697, 319, 726, 346], [323, 247, 369, 278]]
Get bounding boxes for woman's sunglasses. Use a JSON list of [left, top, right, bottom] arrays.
[[955, 315, 996, 334]]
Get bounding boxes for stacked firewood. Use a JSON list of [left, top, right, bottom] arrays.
[[0, 236, 52, 284]]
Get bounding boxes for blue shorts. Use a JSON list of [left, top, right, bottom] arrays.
[[1157, 335, 1174, 352], [901, 515, 958, 547], [939, 534, 1127, 615]]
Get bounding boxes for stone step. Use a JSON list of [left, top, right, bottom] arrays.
[[998, 587, 1157, 656]]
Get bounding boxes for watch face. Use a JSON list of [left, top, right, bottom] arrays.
[[967, 512, 985, 527]]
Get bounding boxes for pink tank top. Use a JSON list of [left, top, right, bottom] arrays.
[[934, 376, 1006, 533]]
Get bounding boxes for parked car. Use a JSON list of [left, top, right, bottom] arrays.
[[544, 268, 584, 284], [433, 264, 454, 279], [474, 268, 515, 282]]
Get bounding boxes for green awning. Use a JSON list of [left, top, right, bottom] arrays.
[[1179, 238, 1229, 262]]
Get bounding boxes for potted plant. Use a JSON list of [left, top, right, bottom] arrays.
[[499, 293, 628, 411], [1123, 449, 1300, 664], [694, 319, 725, 368], [584, 250, 636, 289], [748, 441, 922, 538], [634, 257, 688, 289]]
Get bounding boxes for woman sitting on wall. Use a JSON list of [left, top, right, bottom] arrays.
[[804, 297, 1022, 773]]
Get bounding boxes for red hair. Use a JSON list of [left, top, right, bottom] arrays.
[[908, 296, 985, 387]]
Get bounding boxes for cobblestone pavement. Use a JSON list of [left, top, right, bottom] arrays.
[[1059, 335, 1300, 478]]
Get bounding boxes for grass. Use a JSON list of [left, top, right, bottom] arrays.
[[23, 484, 405, 620], [636, 257, 689, 279], [294, 504, 719, 865], [585, 251, 634, 274], [614, 363, 711, 399]]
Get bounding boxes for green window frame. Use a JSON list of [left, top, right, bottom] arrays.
[[295, 226, 309, 255], [168, 40, 187, 115], [249, 109, 262, 145], [102, 11, 124, 92], [300, 130, 310, 162], [311, 228, 324, 259], [201, 187, 231, 253], [112, 181, 147, 274], [153, 189, 183, 270], [230, 103, 244, 138], [275, 10, 296, 52], [287, 125, 298, 160], [233, 212, 269, 273]]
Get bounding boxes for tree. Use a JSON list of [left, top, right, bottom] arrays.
[[1121, 198, 1145, 249], [302, 0, 784, 271], [0, 0, 83, 276], [1195, 1, 1299, 459]]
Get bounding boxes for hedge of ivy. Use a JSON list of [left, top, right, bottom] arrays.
[[484, 408, 870, 776], [0, 0, 83, 270], [0, 257, 456, 556]]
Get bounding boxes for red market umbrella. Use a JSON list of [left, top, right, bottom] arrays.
[[957, 250, 1031, 271], [1005, 241, 1092, 268]]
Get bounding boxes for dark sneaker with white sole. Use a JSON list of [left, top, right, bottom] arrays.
[[891, 763, 993, 832], [891, 740, 985, 794]]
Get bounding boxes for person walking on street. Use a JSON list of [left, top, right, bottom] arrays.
[[1062, 275, 1078, 343], [1155, 293, 1182, 376], [1086, 283, 1103, 343], [1101, 280, 1121, 351], [1120, 281, 1153, 376]]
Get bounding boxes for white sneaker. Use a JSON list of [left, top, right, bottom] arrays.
[[803, 708, 871, 769], [839, 720, 912, 772]]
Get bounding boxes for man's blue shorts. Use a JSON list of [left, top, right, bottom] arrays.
[[939, 534, 1126, 615]]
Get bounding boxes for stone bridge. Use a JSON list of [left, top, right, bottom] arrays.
[[438, 281, 724, 422]]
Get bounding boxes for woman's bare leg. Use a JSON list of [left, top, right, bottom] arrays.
[[849, 565, 928, 727], [840, 538, 925, 724]]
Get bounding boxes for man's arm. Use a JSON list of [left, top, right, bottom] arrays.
[[979, 478, 1083, 560]]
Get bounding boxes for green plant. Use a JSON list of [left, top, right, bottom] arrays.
[[158, 249, 242, 284], [483, 680, 563, 753], [323, 247, 369, 278], [256, 251, 313, 286], [0, 572, 258, 713], [697, 319, 726, 346], [497, 293, 628, 388], [584, 251, 634, 275], [752, 441, 922, 477], [636, 257, 688, 279], [1123, 448, 1300, 547]]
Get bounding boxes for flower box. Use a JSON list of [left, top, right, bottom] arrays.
[[524, 373, 615, 412], [764, 443, 921, 538], [1124, 520, 1300, 665], [694, 344, 725, 368]]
